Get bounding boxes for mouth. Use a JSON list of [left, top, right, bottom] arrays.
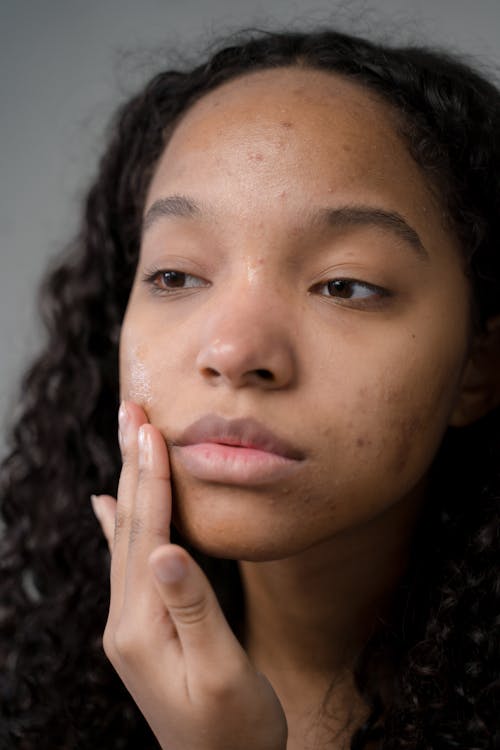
[[170, 414, 305, 486]]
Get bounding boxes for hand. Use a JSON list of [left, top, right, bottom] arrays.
[[91, 400, 287, 750]]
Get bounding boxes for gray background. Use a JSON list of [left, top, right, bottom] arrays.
[[1, 0, 499, 457]]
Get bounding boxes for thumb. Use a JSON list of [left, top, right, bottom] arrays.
[[148, 544, 245, 674]]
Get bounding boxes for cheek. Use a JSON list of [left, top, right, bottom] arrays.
[[119, 311, 161, 412], [342, 339, 465, 484], [128, 345, 154, 405], [119, 335, 154, 405], [119, 317, 185, 420]]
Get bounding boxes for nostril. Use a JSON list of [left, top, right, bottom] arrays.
[[255, 369, 274, 380], [199, 365, 275, 383], [201, 367, 220, 378]]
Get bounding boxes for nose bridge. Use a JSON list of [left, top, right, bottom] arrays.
[[225, 263, 282, 320], [213, 260, 294, 336], [195, 264, 296, 388]]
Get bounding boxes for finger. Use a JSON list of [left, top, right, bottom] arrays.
[[122, 423, 172, 606], [149, 544, 248, 690], [108, 400, 149, 624], [91, 494, 117, 552]]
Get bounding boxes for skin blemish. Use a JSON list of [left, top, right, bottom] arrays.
[[248, 151, 264, 161], [391, 415, 422, 475], [356, 437, 371, 448], [280, 120, 293, 128]]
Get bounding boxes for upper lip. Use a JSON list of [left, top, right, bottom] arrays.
[[173, 414, 305, 460]]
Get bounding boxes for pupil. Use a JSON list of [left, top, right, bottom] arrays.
[[328, 280, 350, 298], [164, 271, 185, 287]]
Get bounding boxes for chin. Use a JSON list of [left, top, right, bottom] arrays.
[[169, 477, 313, 562], [178, 537, 303, 563], [171, 508, 300, 562]]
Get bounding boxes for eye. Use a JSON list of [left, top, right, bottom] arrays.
[[314, 278, 390, 307], [142, 268, 208, 295]]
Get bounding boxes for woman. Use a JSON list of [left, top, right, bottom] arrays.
[[1, 27, 499, 750]]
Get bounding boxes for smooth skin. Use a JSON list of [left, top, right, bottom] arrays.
[[92, 67, 500, 750]]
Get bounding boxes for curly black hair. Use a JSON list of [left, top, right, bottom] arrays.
[[1, 27, 499, 750]]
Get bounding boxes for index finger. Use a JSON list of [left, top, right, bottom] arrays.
[[130, 422, 172, 551], [121, 422, 173, 605], [107, 401, 149, 625]]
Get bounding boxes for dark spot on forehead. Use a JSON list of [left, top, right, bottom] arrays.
[[280, 120, 293, 128]]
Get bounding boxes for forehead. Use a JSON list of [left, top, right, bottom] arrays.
[[155, 67, 406, 178], [145, 66, 449, 255]]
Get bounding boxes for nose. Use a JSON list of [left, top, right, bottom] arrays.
[[195, 288, 296, 390]]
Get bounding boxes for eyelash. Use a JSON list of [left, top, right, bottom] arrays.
[[141, 267, 391, 307], [142, 268, 208, 296], [313, 278, 390, 306]]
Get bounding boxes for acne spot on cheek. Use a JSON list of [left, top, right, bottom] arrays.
[[355, 436, 372, 448], [248, 151, 264, 162], [280, 120, 293, 129], [319, 423, 335, 440], [391, 415, 422, 475]]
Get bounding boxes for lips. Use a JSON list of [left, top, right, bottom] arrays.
[[173, 414, 305, 460], [170, 414, 305, 486]]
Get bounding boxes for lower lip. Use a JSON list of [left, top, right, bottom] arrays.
[[173, 443, 303, 485]]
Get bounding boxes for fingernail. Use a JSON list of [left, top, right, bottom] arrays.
[[118, 401, 129, 450], [138, 424, 153, 469], [91, 494, 102, 521], [151, 553, 187, 583]]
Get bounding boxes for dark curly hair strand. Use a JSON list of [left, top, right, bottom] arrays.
[[1, 28, 499, 750]]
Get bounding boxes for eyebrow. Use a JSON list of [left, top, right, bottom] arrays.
[[314, 205, 429, 260], [142, 195, 200, 232], [142, 194, 429, 261]]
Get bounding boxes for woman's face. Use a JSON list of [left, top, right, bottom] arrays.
[[119, 67, 472, 561]]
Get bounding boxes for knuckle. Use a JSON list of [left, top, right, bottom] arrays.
[[114, 508, 131, 539], [102, 626, 116, 661], [120, 450, 136, 469], [201, 673, 237, 701], [200, 659, 250, 701], [136, 464, 153, 491], [112, 623, 144, 661], [128, 515, 145, 545], [168, 595, 212, 626]]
